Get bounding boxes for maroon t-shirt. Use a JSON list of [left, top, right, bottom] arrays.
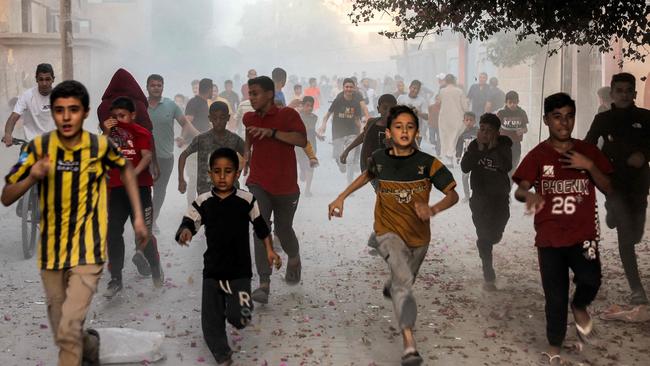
[[244, 105, 306, 195], [108, 122, 154, 188], [512, 139, 613, 248]]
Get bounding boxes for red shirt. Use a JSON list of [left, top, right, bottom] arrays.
[[244, 105, 306, 195], [108, 122, 154, 188], [512, 139, 613, 248]]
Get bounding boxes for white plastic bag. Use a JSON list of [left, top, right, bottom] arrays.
[[96, 327, 165, 364]]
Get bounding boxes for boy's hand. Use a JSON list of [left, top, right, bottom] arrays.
[[414, 201, 433, 221], [524, 192, 545, 215], [29, 155, 50, 181], [175, 136, 185, 148], [267, 249, 282, 270], [2, 133, 13, 147], [328, 197, 344, 220], [627, 151, 645, 169], [339, 152, 348, 165], [177, 228, 192, 246], [133, 218, 149, 251], [560, 150, 594, 171], [309, 158, 319, 168], [246, 126, 273, 139], [102, 118, 118, 132], [178, 178, 187, 194], [151, 161, 160, 181], [316, 126, 326, 137]]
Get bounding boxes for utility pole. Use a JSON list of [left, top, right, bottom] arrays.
[[60, 0, 73, 80]]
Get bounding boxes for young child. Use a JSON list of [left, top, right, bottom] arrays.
[[455, 111, 478, 202], [178, 101, 245, 196], [298, 96, 319, 196], [497, 90, 528, 173], [2, 80, 148, 365], [329, 105, 458, 366], [176, 147, 281, 366], [101, 96, 163, 298], [340, 94, 397, 174], [513, 93, 612, 364], [460, 113, 512, 290]]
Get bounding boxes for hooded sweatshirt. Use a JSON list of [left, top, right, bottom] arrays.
[[460, 135, 512, 197], [97, 68, 153, 131]]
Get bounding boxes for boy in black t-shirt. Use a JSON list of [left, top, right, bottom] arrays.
[[176, 148, 281, 365], [455, 112, 478, 202], [497, 91, 528, 174], [460, 114, 512, 290]]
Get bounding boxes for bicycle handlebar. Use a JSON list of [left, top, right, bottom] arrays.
[[1, 137, 27, 146]]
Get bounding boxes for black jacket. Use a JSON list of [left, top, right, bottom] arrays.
[[461, 136, 512, 197]]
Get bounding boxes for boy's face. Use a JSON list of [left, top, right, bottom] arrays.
[[463, 116, 476, 128], [111, 108, 136, 124], [36, 72, 55, 96], [192, 83, 199, 95], [302, 101, 314, 114], [209, 157, 237, 192], [477, 122, 498, 145], [248, 84, 274, 111], [52, 97, 87, 139], [544, 105, 575, 142], [174, 96, 184, 107], [343, 82, 355, 98], [209, 110, 229, 132], [294, 86, 302, 95], [396, 80, 405, 92], [505, 99, 518, 110], [377, 101, 394, 117], [147, 80, 163, 98], [408, 84, 420, 98], [225, 83, 233, 92], [386, 112, 417, 149], [611, 81, 636, 109]]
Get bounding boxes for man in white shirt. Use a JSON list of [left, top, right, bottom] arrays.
[[3, 63, 56, 145], [397, 79, 429, 141]]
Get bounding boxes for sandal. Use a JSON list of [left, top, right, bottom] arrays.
[[540, 352, 563, 365], [401, 350, 423, 366], [571, 304, 595, 344], [285, 256, 301, 285]]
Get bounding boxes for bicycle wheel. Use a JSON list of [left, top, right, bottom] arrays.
[[21, 189, 39, 259]]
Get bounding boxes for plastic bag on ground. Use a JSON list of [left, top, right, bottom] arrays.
[[96, 327, 165, 364]]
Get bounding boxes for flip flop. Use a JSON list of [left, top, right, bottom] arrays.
[[540, 352, 563, 365], [401, 350, 423, 366], [571, 304, 595, 344]]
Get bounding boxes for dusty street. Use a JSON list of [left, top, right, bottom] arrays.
[[0, 140, 649, 366]]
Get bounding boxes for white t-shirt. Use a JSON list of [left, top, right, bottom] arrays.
[[13, 87, 55, 140], [397, 93, 429, 118]]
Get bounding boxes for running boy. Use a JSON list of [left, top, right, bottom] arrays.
[[101, 97, 163, 298], [497, 90, 528, 173], [455, 111, 478, 202], [178, 101, 245, 196], [298, 96, 319, 196], [329, 105, 458, 366], [513, 93, 612, 364], [176, 147, 281, 365], [460, 113, 511, 290], [2, 80, 148, 365]]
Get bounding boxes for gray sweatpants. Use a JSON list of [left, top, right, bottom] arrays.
[[374, 232, 429, 330]]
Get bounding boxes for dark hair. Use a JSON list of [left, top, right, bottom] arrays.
[[444, 74, 456, 85], [544, 92, 575, 115], [209, 147, 239, 171], [174, 93, 186, 101], [610, 72, 636, 89], [387, 105, 418, 130], [463, 111, 476, 120], [377, 93, 397, 106], [271, 67, 287, 83], [410, 80, 422, 88], [489, 77, 498, 86], [191, 79, 199, 86], [505, 90, 519, 103], [479, 113, 501, 129], [597, 86, 611, 100], [342, 77, 355, 86], [224, 80, 233, 86], [248, 76, 275, 95], [309, 77, 317, 84], [147, 74, 163, 85], [302, 96, 315, 105], [198, 78, 213, 94], [110, 96, 136, 112], [209, 101, 229, 115], [294, 84, 302, 90], [36, 63, 54, 77], [50, 80, 89, 111]]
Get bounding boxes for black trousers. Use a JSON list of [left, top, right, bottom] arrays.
[[152, 157, 174, 222], [606, 192, 648, 292], [107, 186, 160, 280], [470, 195, 510, 282], [538, 242, 602, 347], [202, 278, 253, 363], [428, 126, 441, 156]]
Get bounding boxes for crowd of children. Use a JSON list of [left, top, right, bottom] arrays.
[[1, 67, 649, 366]]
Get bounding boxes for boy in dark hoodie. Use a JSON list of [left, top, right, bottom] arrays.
[[461, 113, 512, 290]]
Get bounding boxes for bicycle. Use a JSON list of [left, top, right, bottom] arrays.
[[7, 138, 39, 259]]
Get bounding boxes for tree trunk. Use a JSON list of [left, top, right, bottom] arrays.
[[60, 0, 73, 80]]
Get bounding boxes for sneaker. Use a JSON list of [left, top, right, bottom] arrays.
[[285, 256, 302, 285], [251, 284, 270, 304], [215, 350, 234, 365], [151, 264, 165, 288], [630, 288, 649, 305], [132, 250, 152, 277], [104, 278, 122, 298], [82, 328, 100, 366]]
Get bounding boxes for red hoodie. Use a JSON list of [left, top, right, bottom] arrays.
[[97, 68, 153, 131]]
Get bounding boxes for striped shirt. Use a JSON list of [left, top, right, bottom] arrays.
[[5, 131, 126, 269]]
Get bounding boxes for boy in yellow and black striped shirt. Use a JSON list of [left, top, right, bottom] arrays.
[[1, 80, 148, 366]]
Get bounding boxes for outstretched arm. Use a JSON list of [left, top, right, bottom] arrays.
[[328, 171, 372, 220]]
